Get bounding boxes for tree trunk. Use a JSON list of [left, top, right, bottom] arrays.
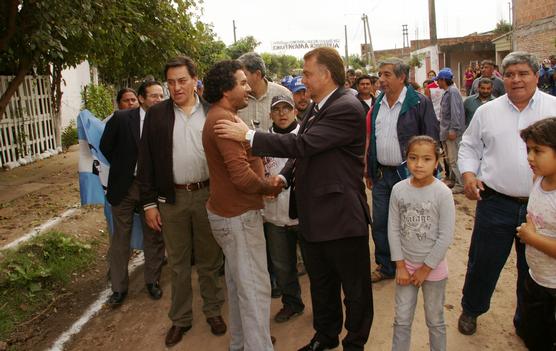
[[50, 63, 63, 147], [0, 58, 32, 119]]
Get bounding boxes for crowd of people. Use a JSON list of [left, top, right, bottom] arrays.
[[97, 48, 556, 351]]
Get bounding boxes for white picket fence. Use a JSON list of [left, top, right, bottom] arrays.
[[0, 75, 58, 167]]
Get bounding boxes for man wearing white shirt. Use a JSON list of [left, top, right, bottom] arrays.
[[137, 57, 226, 347], [457, 51, 556, 336], [99, 80, 165, 306]]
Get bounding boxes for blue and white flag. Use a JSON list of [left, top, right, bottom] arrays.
[[77, 110, 143, 249]]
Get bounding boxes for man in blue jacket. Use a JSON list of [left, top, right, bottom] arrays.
[[365, 58, 439, 282]]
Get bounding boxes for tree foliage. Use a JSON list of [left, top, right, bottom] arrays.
[[0, 0, 228, 119], [224, 36, 260, 59], [260, 53, 302, 80], [494, 20, 512, 35]]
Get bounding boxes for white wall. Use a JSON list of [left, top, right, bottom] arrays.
[[60, 61, 92, 128], [413, 45, 439, 86]]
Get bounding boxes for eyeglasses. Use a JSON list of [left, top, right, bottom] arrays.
[[271, 106, 293, 114]]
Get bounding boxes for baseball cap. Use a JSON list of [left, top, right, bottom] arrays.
[[281, 75, 294, 87], [271, 95, 294, 108], [434, 68, 453, 80], [289, 76, 306, 93]]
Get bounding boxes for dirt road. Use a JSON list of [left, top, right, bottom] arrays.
[[0, 148, 526, 350]]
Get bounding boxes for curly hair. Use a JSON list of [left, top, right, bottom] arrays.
[[203, 60, 243, 104]]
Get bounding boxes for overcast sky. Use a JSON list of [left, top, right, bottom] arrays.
[[197, 0, 511, 57]]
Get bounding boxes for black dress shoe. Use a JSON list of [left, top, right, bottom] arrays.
[[146, 282, 163, 300], [298, 338, 339, 351], [107, 291, 127, 307]]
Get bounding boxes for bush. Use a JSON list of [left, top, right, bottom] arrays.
[[0, 231, 95, 339], [81, 83, 114, 120], [61, 119, 78, 150]]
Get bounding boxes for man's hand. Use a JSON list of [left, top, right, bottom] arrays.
[[410, 264, 432, 288], [395, 261, 411, 286], [214, 116, 250, 142], [516, 214, 538, 244], [462, 172, 484, 201], [447, 130, 457, 141], [145, 207, 162, 232], [263, 175, 284, 198]]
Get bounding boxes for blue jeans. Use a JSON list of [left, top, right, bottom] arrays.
[[461, 191, 529, 329], [265, 222, 305, 312], [393, 279, 447, 351], [371, 167, 400, 277], [207, 209, 273, 351]]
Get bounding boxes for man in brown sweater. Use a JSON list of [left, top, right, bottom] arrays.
[[202, 60, 282, 351]]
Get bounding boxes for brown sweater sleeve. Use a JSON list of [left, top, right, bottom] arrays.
[[214, 115, 269, 194]]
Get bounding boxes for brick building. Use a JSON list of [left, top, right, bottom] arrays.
[[512, 0, 556, 60]]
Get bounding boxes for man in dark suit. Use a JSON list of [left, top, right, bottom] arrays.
[[99, 80, 166, 306], [215, 47, 373, 351]]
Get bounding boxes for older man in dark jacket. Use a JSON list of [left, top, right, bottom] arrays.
[[366, 58, 439, 283]]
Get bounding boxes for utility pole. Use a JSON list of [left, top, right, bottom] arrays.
[[508, 2, 512, 26], [362, 14, 369, 66], [402, 24, 409, 56], [428, 0, 437, 44], [344, 25, 349, 68], [233, 20, 237, 43], [363, 15, 376, 67]]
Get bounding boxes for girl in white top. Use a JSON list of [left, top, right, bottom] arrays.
[[388, 136, 455, 351], [516, 117, 556, 350]]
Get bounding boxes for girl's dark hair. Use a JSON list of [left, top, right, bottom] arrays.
[[406, 135, 441, 160], [203, 60, 244, 104], [520, 117, 556, 151]]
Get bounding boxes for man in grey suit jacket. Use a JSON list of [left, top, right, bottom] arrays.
[[215, 47, 373, 351]]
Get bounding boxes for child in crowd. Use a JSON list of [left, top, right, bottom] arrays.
[[388, 135, 455, 351], [516, 117, 556, 351]]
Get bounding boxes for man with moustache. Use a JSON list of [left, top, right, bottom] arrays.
[[100, 80, 165, 306], [137, 56, 225, 347], [215, 47, 373, 351], [457, 51, 556, 336], [470, 59, 505, 98], [289, 76, 311, 121], [202, 60, 282, 351], [463, 78, 494, 128]]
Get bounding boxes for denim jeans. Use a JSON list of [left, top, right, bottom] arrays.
[[461, 191, 529, 329], [207, 209, 273, 351], [371, 167, 401, 277], [392, 279, 447, 351], [265, 222, 305, 312]]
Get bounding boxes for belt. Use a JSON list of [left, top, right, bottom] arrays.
[[378, 163, 398, 171], [175, 179, 209, 191], [482, 184, 528, 205]]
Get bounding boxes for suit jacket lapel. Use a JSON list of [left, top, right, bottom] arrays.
[[302, 87, 345, 132], [130, 108, 141, 147]]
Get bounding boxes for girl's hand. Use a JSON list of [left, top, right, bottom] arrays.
[[411, 265, 432, 287], [516, 215, 538, 244], [395, 262, 411, 286]]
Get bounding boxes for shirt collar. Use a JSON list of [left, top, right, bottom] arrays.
[[174, 94, 201, 115], [140, 107, 146, 121], [381, 86, 407, 108], [505, 88, 540, 112], [317, 88, 338, 110]]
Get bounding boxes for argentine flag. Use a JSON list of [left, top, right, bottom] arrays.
[[77, 110, 143, 249]]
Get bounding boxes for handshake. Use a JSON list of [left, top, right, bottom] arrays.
[[262, 175, 285, 198]]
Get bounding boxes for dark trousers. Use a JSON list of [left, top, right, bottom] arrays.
[[461, 191, 529, 328], [302, 235, 373, 351], [266, 222, 306, 312], [371, 167, 400, 277], [109, 180, 165, 292], [518, 274, 556, 351]]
